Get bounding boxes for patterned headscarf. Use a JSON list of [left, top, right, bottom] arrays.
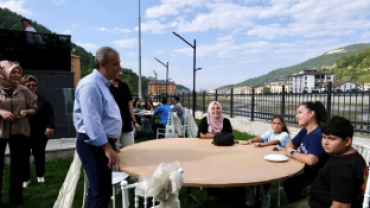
[[207, 101, 224, 134], [0, 60, 22, 89]]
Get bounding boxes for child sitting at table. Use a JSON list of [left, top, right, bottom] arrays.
[[241, 114, 290, 208]]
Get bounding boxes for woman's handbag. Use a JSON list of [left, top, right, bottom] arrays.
[[212, 132, 235, 146]]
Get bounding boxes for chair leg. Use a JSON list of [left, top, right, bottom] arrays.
[[276, 181, 281, 207], [82, 171, 88, 208], [112, 185, 116, 208], [156, 128, 159, 139]]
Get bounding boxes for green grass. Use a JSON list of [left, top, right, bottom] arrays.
[[1, 117, 288, 208]]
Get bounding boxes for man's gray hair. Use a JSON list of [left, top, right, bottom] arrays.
[[94, 46, 119, 69]]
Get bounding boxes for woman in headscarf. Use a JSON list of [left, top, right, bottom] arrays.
[[20, 75, 55, 186], [197, 101, 234, 200], [0, 61, 37, 206], [197, 101, 232, 138]]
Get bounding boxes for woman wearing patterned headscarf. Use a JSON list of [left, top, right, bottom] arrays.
[[197, 101, 232, 138], [0, 60, 37, 206]]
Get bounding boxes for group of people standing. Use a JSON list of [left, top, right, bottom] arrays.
[[0, 61, 55, 206], [197, 100, 368, 208]]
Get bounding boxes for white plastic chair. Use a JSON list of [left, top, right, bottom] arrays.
[[352, 144, 370, 208], [120, 168, 184, 208], [182, 110, 189, 138], [82, 171, 129, 208], [156, 113, 172, 139]]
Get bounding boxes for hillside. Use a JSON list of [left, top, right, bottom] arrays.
[[218, 43, 370, 89], [0, 7, 150, 93], [323, 48, 370, 85]]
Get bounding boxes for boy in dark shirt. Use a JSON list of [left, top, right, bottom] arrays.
[[280, 116, 368, 208], [309, 116, 368, 208]]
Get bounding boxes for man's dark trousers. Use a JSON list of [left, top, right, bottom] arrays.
[[77, 134, 115, 208]]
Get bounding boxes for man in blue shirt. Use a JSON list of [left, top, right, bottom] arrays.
[[152, 98, 172, 138], [73, 46, 122, 208]]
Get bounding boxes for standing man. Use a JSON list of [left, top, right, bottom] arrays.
[[109, 70, 141, 148], [73, 46, 122, 208], [171, 96, 185, 125]]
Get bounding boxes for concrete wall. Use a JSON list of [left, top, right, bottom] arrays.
[[5, 138, 76, 165]]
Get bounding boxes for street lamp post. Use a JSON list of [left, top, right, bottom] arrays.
[[153, 70, 158, 102], [154, 57, 169, 99], [172, 31, 199, 117], [138, 0, 142, 99]]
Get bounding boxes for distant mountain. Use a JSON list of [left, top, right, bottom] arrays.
[[218, 43, 370, 89]]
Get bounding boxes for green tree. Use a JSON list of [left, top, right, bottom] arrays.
[[263, 87, 270, 94]]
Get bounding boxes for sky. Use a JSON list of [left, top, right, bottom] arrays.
[[1, 0, 370, 90]]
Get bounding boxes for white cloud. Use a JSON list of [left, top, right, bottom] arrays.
[[361, 32, 370, 39], [52, 0, 65, 5], [95, 26, 131, 33], [0, 0, 33, 16], [135, 20, 176, 34], [113, 38, 138, 48], [62, 30, 72, 35], [95, 27, 108, 32], [75, 42, 98, 50], [155, 50, 164, 54], [114, 27, 131, 33], [145, 0, 205, 19], [141, 0, 370, 39]]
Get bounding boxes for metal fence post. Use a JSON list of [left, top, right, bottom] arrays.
[[281, 85, 286, 116], [326, 82, 332, 116], [203, 91, 206, 113], [188, 92, 191, 109], [251, 87, 255, 121], [230, 88, 234, 118], [215, 89, 218, 101]]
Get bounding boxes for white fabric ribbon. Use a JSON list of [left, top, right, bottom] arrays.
[[135, 161, 183, 208]]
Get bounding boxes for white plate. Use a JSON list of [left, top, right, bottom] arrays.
[[264, 154, 289, 162]]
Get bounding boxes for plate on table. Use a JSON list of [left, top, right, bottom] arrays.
[[264, 154, 288, 162]]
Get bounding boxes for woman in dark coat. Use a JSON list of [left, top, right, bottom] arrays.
[[20, 75, 55, 186]]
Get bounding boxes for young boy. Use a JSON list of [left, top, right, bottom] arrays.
[[309, 116, 368, 208]]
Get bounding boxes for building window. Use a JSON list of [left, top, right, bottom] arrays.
[[305, 76, 307, 80]]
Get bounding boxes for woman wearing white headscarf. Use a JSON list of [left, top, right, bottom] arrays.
[[0, 60, 37, 206]]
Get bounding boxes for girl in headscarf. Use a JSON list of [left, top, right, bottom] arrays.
[[0, 60, 37, 206], [197, 101, 232, 138]]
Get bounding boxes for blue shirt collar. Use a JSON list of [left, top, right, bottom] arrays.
[[93, 69, 111, 87]]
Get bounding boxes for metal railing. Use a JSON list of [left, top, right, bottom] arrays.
[[0, 29, 71, 71], [177, 83, 370, 134]]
